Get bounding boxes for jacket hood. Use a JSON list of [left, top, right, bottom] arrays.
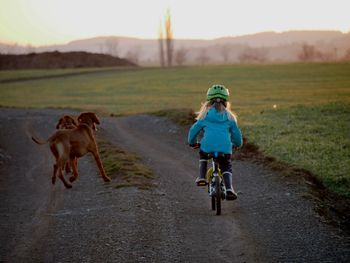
[[206, 107, 228, 123]]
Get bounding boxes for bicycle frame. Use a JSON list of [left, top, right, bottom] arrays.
[[205, 153, 225, 186], [190, 144, 228, 215], [206, 159, 223, 183], [206, 154, 226, 215]]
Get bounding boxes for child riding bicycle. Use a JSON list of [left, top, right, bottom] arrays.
[[188, 84, 243, 200]]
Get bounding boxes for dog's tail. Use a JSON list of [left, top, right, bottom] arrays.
[[23, 121, 48, 145], [31, 135, 47, 145]]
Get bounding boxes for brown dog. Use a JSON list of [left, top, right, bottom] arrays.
[[56, 115, 79, 174], [56, 115, 78, 130], [32, 112, 111, 188]]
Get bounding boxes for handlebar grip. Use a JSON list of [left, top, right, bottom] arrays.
[[189, 143, 200, 149]]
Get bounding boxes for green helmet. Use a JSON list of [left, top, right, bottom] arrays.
[[207, 84, 229, 101]]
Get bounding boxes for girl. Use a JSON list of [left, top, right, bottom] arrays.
[[188, 84, 243, 200]]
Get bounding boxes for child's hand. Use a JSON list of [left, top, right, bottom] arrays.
[[189, 143, 200, 149]]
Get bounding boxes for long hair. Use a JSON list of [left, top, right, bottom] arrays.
[[196, 100, 237, 122]]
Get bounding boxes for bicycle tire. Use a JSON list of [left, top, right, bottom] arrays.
[[215, 175, 221, 215], [211, 196, 215, 210]]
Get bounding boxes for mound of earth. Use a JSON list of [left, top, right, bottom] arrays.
[[0, 51, 136, 70]]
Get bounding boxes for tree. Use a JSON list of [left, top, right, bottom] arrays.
[[343, 48, 350, 61], [220, 44, 231, 64], [105, 38, 118, 57], [5, 43, 19, 54], [197, 48, 210, 65], [165, 9, 174, 67], [238, 47, 268, 63], [298, 44, 316, 61], [298, 44, 337, 62], [175, 47, 187, 66], [158, 21, 165, 67], [125, 47, 140, 65], [25, 44, 36, 54]]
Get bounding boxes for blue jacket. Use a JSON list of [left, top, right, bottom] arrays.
[[188, 108, 243, 154]]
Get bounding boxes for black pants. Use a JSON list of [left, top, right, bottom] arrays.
[[199, 151, 233, 189]]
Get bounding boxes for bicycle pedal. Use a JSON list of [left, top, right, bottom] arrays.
[[197, 181, 208, 186]]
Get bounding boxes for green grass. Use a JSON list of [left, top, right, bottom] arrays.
[[1, 62, 349, 196], [0, 67, 123, 82], [243, 102, 350, 196], [98, 137, 156, 190], [1, 63, 349, 115]]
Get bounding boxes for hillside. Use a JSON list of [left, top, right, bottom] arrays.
[[1, 30, 349, 65], [0, 51, 136, 70]]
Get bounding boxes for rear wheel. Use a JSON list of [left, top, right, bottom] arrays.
[[211, 196, 215, 210], [215, 175, 221, 215]]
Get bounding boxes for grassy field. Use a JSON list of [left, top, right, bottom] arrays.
[[1, 62, 349, 196], [0, 67, 121, 82]]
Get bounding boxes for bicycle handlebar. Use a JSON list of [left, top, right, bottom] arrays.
[[189, 143, 239, 152], [189, 143, 200, 149]]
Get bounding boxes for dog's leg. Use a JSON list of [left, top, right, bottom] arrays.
[[58, 168, 72, 189], [65, 162, 72, 174], [57, 158, 72, 189], [52, 164, 57, 184], [69, 158, 79, 183], [50, 145, 59, 185], [91, 151, 111, 182]]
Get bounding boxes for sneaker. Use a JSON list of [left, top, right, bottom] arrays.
[[226, 189, 237, 200], [195, 177, 208, 186]]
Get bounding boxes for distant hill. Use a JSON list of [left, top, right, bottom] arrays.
[[0, 51, 136, 70], [1, 30, 349, 65]]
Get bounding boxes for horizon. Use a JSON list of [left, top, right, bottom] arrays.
[[2, 29, 349, 48], [1, 0, 349, 47]]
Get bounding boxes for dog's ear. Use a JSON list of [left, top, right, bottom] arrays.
[[89, 112, 100, 125], [77, 112, 86, 123], [78, 112, 100, 125], [56, 118, 63, 129], [72, 117, 79, 126], [67, 116, 78, 126]]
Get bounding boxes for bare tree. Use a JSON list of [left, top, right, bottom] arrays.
[[105, 38, 118, 57], [125, 47, 140, 65], [197, 48, 210, 65], [238, 47, 268, 63], [5, 43, 19, 54], [317, 51, 335, 62], [25, 44, 36, 54], [175, 47, 187, 66], [165, 9, 174, 67], [158, 21, 165, 67], [98, 43, 105, 54], [220, 44, 230, 64], [298, 44, 316, 61], [298, 44, 337, 62], [343, 48, 350, 61]]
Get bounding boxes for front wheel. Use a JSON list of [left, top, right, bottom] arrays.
[[215, 176, 221, 215]]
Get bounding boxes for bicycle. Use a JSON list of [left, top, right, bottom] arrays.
[[206, 152, 227, 215], [191, 143, 227, 216]]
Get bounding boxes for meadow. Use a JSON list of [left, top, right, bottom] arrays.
[[0, 67, 117, 82], [1, 62, 349, 196]]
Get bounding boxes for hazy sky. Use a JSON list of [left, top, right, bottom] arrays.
[[1, 0, 349, 46]]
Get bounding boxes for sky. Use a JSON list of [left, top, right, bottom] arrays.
[[0, 0, 349, 46]]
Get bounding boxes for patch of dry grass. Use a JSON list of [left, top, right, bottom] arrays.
[[97, 137, 156, 190]]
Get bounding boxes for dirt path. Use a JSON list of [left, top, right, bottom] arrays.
[[0, 108, 349, 262]]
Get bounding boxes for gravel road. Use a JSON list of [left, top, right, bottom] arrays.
[[0, 108, 349, 262]]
